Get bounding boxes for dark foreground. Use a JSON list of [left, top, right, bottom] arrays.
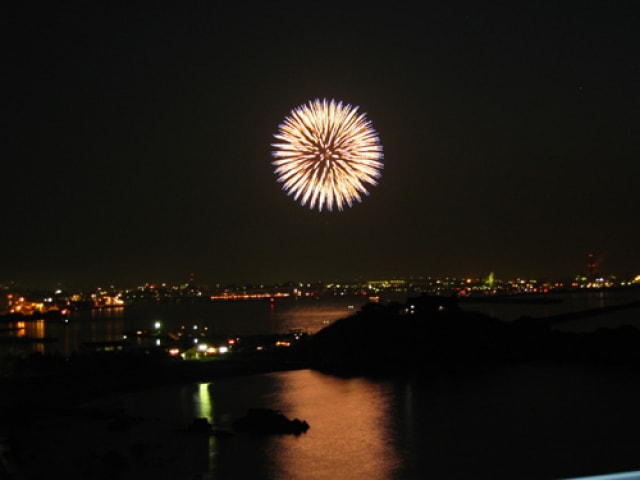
[[0, 352, 309, 479]]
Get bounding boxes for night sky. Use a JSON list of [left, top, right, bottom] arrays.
[[4, 2, 639, 290]]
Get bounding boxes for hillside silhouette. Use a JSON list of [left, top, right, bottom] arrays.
[[306, 294, 640, 377]]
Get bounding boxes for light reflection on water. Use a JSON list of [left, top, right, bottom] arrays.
[[89, 369, 402, 480], [0, 296, 370, 357], [72, 365, 640, 480], [263, 371, 400, 480]]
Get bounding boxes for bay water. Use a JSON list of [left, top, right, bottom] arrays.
[[14, 364, 640, 479], [4, 289, 640, 479]]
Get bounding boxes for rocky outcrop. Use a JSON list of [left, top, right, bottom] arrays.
[[233, 408, 309, 435]]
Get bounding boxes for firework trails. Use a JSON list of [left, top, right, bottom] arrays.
[[271, 98, 384, 212]]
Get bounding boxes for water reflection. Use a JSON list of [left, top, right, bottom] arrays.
[[268, 298, 368, 334], [0, 297, 367, 357], [262, 370, 401, 480], [160, 370, 401, 480], [193, 383, 216, 475], [123, 370, 403, 479], [196, 382, 213, 419], [0, 318, 47, 355], [13, 364, 640, 479]]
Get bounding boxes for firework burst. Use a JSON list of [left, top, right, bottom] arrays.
[[271, 98, 384, 212]]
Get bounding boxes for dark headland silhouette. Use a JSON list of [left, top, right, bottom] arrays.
[[305, 293, 640, 377]]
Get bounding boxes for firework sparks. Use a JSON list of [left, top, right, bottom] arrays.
[[271, 98, 384, 212]]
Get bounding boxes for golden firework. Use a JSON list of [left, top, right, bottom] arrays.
[[271, 98, 384, 212]]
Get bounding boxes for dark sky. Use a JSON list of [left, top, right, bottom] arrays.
[[3, 1, 639, 290]]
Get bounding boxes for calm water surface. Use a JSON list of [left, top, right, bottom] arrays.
[[0, 296, 370, 357], [62, 365, 640, 480]]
